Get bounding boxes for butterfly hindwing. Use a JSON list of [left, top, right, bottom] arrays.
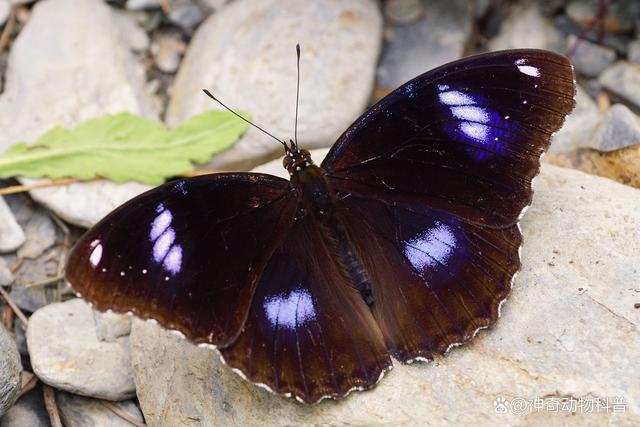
[[336, 195, 521, 362], [66, 173, 297, 346], [220, 216, 392, 403], [323, 49, 575, 227]]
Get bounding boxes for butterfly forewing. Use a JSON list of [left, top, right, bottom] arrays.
[[66, 173, 297, 346], [323, 49, 575, 227]]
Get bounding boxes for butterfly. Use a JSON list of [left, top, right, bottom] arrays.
[[65, 48, 576, 403]]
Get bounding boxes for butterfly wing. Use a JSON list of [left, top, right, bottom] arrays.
[[219, 215, 392, 403], [323, 49, 576, 226], [336, 195, 521, 362], [319, 49, 575, 361], [65, 173, 297, 347]]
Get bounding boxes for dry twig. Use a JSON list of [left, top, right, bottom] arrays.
[[99, 400, 147, 427], [0, 6, 16, 51], [0, 286, 28, 328], [43, 384, 63, 427], [18, 371, 38, 398]]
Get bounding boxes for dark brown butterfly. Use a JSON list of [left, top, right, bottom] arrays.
[[66, 49, 576, 403]]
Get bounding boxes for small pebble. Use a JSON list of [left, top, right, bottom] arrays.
[[17, 209, 56, 259], [27, 298, 136, 401], [0, 324, 22, 417], [0, 197, 25, 253], [568, 34, 617, 78]]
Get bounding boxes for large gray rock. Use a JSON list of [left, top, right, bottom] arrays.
[[0, 325, 22, 417], [600, 61, 640, 110], [27, 299, 136, 401], [376, 0, 472, 91], [488, 3, 565, 52], [130, 150, 640, 426], [56, 392, 144, 427], [0, 0, 157, 228], [166, 0, 382, 169], [0, 197, 25, 253]]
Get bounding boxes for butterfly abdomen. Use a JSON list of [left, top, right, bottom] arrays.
[[294, 163, 375, 306]]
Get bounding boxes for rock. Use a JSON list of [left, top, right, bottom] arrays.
[[0, 387, 50, 427], [56, 392, 144, 427], [8, 286, 50, 314], [628, 39, 640, 64], [0, 197, 25, 253], [566, 0, 636, 33], [377, 0, 471, 91], [0, 0, 158, 229], [196, 0, 228, 13], [568, 35, 617, 78], [0, 325, 22, 417], [130, 150, 640, 426], [590, 104, 640, 151], [125, 0, 161, 10], [168, 1, 205, 31], [0, 258, 13, 287], [94, 311, 132, 343], [16, 209, 56, 259], [151, 31, 185, 74], [383, 0, 423, 26], [599, 61, 640, 110], [27, 298, 136, 401], [0, 0, 9, 27], [113, 10, 150, 53], [166, 0, 382, 169], [12, 319, 27, 357], [22, 179, 151, 229], [488, 3, 564, 52], [551, 86, 601, 153]]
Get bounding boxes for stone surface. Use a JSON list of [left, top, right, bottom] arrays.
[[113, 9, 150, 53], [168, 1, 205, 31], [0, 387, 50, 427], [130, 149, 640, 426], [0, 325, 22, 418], [566, 0, 636, 33], [568, 35, 617, 78], [151, 31, 185, 74], [94, 311, 132, 343], [27, 298, 136, 401], [56, 392, 144, 427], [377, 0, 471, 91], [488, 3, 564, 52], [22, 178, 151, 229], [16, 209, 55, 259], [590, 104, 640, 151], [0, 0, 9, 27], [0, 0, 158, 229], [600, 61, 640, 110], [166, 0, 382, 169], [383, 0, 423, 26], [629, 39, 640, 64], [0, 258, 13, 287], [0, 197, 25, 253]]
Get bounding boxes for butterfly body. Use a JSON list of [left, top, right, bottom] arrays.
[[66, 49, 576, 403]]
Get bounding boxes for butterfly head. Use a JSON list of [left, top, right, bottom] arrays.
[[283, 142, 313, 176]]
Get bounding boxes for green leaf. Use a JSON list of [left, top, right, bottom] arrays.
[[0, 111, 248, 185]]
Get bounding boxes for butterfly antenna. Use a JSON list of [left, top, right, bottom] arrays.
[[294, 43, 301, 149], [202, 89, 287, 149]]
